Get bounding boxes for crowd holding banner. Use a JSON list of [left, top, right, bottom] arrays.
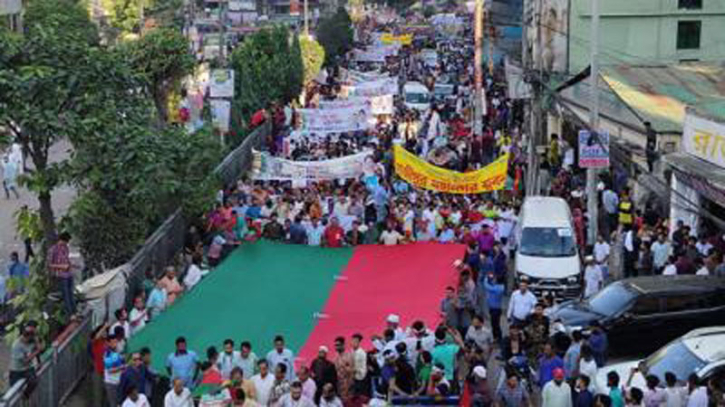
[[251, 150, 374, 183]]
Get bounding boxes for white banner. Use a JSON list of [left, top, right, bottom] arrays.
[[340, 68, 390, 85], [298, 105, 372, 133], [348, 78, 398, 98], [354, 45, 399, 62], [682, 111, 725, 169], [210, 99, 231, 132], [209, 69, 235, 98], [252, 150, 375, 181], [319, 95, 394, 115]]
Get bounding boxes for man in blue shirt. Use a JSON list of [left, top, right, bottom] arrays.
[[538, 342, 564, 388], [7, 252, 29, 279], [165, 337, 199, 388]]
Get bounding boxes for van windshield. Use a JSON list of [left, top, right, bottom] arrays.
[[519, 227, 576, 257], [406, 92, 430, 104]]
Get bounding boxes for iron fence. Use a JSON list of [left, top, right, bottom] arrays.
[[0, 313, 92, 407], [0, 122, 270, 406]]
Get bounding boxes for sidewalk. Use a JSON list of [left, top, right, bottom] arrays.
[[0, 139, 76, 393]]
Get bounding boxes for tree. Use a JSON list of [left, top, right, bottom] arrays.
[[299, 35, 325, 86], [317, 7, 354, 66], [288, 35, 305, 101], [0, 0, 100, 246], [122, 28, 195, 125]]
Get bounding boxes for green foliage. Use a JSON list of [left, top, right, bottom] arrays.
[[230, 26, 304, 127], [316, 7, 354, 66], [121, 28, 196, 124], [299, 35, 325, 86], [288, 35, 305, 101]]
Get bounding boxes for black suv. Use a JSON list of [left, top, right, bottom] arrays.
[[550, 276, 725, 355]]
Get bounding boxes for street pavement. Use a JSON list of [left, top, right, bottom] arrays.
[[0, 139, 76, 393]]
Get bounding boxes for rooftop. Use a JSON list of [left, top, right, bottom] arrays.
[[600, 63, 725, 134]]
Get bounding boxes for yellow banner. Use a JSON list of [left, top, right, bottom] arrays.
[[393, 145, 509, 194], [381, 33, 413, 46]]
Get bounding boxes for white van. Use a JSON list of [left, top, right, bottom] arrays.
[[403, 82, 431, 112], [515, 196, 581, 298]]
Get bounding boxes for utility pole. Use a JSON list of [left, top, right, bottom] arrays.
[[473, 0, 485, 138], [525, 0, 543, 196], [587, 0, 600, 244], [304, 0, 309, 37]]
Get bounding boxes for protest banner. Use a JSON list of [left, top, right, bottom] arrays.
[[209, 69, 235, 98], [393, 145, 509, 194], [298, 104, 372, 133], [380, 33, 413, 45], [348, 78, 398, 98], [210, 99, 231, 132], [319, 95, 394, 115], [252, 150, 374, 182]]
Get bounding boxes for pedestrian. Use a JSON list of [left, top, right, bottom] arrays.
[[121, 385, 150, 407], [663, 372, 686, 407], [607, 371, 626, 407], [266, 335, 295, 382], [119, 352, 148, 406], [333, 336, 354, 401], [588, 322, 608, 367], [48, 232, 75, 317], [2, 155, 20, 199], [542, 368, 572, 407], [483, 273, 504, 341], [507, 279, 537, 325], [495, 370, 531, 407], [277, 381, 315, 407], [163, 378, 193, 407], [251, 360, 275, 406], [239, 341, 258, 379], [309, 346, 337, 401], [584, 256, 604, 298], [538, 342, 564, 388], [9, 320, 43, 386], [268, 363, 291, 406], [165, 337, 198, 389], [104, 333, 125, 407], [564, 330, 584, 381], [576, 375, 595, 407]]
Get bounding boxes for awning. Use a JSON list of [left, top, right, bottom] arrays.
[[665, 153, 725, 206]]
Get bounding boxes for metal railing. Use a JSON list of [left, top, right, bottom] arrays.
[[0, 122, 270, 406], [0, 313, 92, 407]]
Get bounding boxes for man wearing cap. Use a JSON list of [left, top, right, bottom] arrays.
[[469, 365, 492, 406], [310, 346, 337, 401], [542, 368, 572, 407], [386, 314, 406, 341], [583, 256, 604, 298]]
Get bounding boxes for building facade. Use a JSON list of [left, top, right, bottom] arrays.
[[569, 0, 725, 73]]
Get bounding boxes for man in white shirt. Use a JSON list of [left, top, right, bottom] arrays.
[[380, 226, 403, 246], [594, 234, 611, 280], [128, 296, 148, 337], [507, 280, 538, 324], [542, 368, 572, 407], [111, 309, 131, 341], [351, 333, 367, 391], [164, 378, 193, 407], [218, 339, 243, 380], [251, 360, 275, 406], [583, 256, 604, 298], [651, 234, 672, 273], [122, 385, 150, 407], [385, 314, 406, 341], [266, 336, 295, 382], [663, 259, 678, 276], [277, 381, 315, 407]]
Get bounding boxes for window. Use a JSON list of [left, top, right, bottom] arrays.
[[664, 294, 701, 312], [679, 0, 703, 10], [631, 297, 661, 316], [677, 21, 702, 49]]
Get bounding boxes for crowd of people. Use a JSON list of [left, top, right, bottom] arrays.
[[33, 5, 725, 407]]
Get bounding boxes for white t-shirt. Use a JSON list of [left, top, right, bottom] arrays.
[[686, 386, 709, 407], [128, 308, 147, 336], [584, 265, 603, 298], [164, 388, 193, 407], [664, 386, 686, 407], [183, 264, 208, 289], [662, 264, 678, 275], [696, 266, 710, 276], [252, 373, 275, 406], [380, 230, 403, 246], [122, 394, 150, 407], [594, 242, 611, 264]]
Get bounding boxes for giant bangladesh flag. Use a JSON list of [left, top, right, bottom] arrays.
[[129, 240, 464, 370]]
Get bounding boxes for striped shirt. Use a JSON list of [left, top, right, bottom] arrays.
[[48, 242, 71, 278]]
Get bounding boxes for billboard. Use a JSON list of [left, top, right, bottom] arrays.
[[526, 0, 569, 72]]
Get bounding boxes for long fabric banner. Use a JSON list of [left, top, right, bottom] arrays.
[[298, 105, 372, 133], [252, 150, 374, 182], [348, 78, 398, 98], [393, 145, 509, 194], [319, 95, 394, 115]]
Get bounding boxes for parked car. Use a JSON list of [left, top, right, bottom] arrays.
[[595, 326, 725, 393], [549, 276, 725, 354]]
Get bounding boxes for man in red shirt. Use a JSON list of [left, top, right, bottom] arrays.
[[323, 217, 345, 248]]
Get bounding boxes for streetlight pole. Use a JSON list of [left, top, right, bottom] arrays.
[[473, 0, 485, 138], [587, 0, 600, 244]]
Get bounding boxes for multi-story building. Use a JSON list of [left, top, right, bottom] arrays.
[[1, 0, 22, 32]]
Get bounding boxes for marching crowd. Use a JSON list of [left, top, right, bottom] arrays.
[[8, 6, 725, 407]]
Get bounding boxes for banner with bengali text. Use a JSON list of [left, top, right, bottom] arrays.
[[252, 150, 374, 182], [298, 104, 372, 134], [393, 145, 509, 194], [319, 95, 394, 115]]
